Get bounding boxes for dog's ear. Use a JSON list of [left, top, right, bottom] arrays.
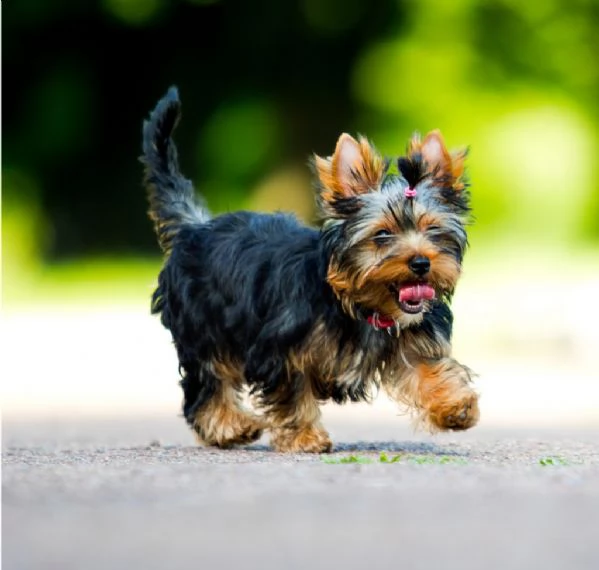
[[314, 134, 385, 208], [449, 147, 468, 192], [409, 130, 467, 192], [420, 130, 452, 177]]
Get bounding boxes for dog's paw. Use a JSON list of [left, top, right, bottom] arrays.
[[428, 391, 480, 432], [271, 425, 332, 453], [194, 412, 265, 448], [223, 419, 265, 446]]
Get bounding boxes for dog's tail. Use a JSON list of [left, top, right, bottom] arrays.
[[141, 86, 210, 253]]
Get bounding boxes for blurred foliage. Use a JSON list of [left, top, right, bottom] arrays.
[[3, 0, 599, 299]]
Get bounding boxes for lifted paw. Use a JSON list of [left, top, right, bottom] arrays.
[[429, 392, 480, 431]]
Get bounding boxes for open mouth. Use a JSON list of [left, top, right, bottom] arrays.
[[392, 282, 436, 314]]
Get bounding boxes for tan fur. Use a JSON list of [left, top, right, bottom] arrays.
[[326, 231, 461, 325], [450, 149, 468, 191], [385, 357, 479, 432], [408, 130, 467, 192], [193, 359, 265, 448], [417, 212, 450, 231], [266, 358, 332, 453], [315, 134, 385, 203], [270, 423, 332, 453]]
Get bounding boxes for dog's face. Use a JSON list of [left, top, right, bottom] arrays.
[[314, 131, 470, 328]]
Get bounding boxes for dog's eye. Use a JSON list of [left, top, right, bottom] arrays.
[[373, 229, 393, 244]]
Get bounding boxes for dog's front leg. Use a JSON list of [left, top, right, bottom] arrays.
[[386, 357, 479, 431], [412, 358, 479, 430]]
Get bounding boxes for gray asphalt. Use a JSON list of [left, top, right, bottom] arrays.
[[3, 415, 599, 570]]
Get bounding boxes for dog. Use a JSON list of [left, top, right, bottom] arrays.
[[141, 86, 479, 453]]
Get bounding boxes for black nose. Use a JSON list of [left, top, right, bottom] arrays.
[[408, 255, 430, 276]]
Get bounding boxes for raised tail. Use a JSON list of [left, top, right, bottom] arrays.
[[141, 86, 209, 253]]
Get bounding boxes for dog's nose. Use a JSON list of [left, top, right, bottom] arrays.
[[408, 255, 430, 276]]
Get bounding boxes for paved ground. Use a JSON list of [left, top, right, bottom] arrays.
[[3, 415, 599, 570]]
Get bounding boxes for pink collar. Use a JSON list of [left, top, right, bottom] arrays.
[[366, 313, 396, 330]]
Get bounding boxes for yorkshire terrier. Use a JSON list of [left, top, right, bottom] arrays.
[[141, 86, 479, 453]]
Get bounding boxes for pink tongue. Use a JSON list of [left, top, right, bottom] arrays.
[[399, 283, 436, 302]]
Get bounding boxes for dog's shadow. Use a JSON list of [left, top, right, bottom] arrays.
[[240, 440, 467, 457]]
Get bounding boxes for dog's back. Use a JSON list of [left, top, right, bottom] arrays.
[[152, 209, 326, 348]]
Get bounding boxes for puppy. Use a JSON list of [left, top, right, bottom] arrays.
[[141, 86, 479, 452]]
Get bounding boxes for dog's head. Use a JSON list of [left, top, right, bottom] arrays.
[[314, 130, 470, 328]]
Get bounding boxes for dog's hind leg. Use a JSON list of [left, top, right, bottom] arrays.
[[181, 356, 265, 448]]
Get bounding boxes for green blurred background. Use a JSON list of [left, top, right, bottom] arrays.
[[3, 0, 599, 306]]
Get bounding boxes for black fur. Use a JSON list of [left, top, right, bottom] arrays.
[[141, 85, 208, 253], [398, 155, 427, 189], [398, 153, 471, 214]]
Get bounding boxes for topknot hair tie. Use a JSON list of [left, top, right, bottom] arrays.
[[404, 187, 417, 198]]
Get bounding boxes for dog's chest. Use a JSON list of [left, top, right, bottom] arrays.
[[297, 320, 402, 387]]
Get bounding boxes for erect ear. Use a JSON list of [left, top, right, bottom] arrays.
[[449, 147, 468, 191], [420, 130, 452, 176], [314, 133, 385, 205], [408, 130, 467, 191]]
